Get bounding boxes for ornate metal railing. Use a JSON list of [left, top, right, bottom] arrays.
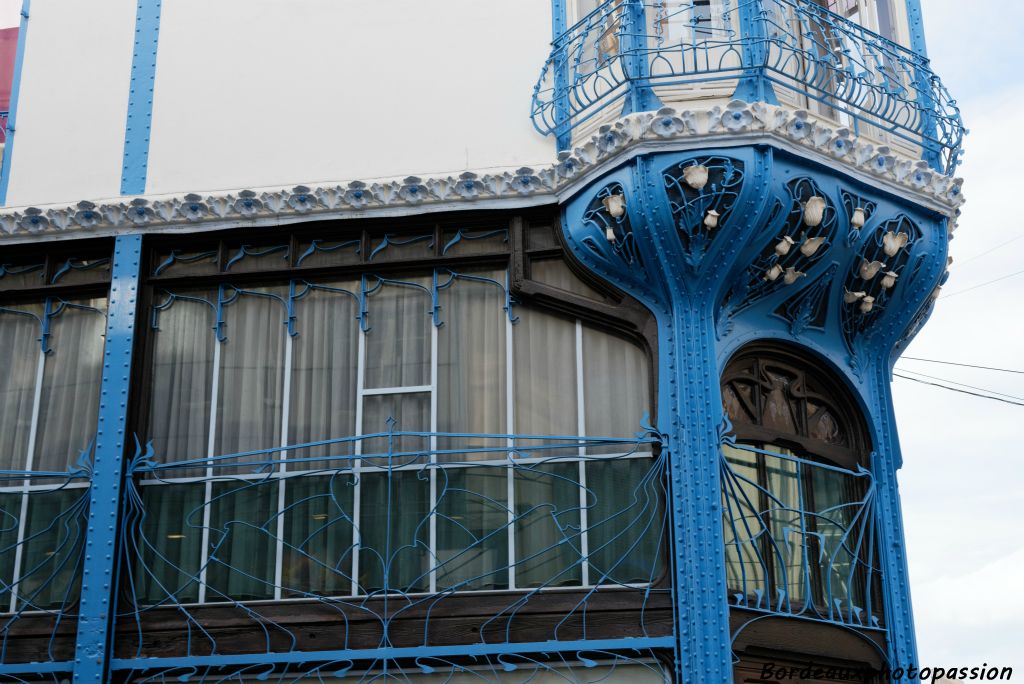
[[720, 440, 883, 630], [531, 0, 964, 174], [0, 458, 88, 677], [110, 426, 674, 678]]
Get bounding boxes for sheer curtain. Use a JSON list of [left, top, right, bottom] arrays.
[[148, 292, 215, 466], [514, 463, 582, 588], [513, 308, 577, 446], [437, 272, 506, 458], [215, 288, 286, 463], [435, 466, 509, 590], [0, 306, 43, 472], [288, 283, 359, 466], [582, 324, 649, 451], [34, 299, 106, 472]]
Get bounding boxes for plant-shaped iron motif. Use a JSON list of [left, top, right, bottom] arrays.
[[663, 156, 744, 270]]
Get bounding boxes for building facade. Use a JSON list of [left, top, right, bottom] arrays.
[[0, 1, 964, 682]]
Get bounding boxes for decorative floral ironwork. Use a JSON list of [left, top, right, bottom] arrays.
[[663, 156, 744, 269]]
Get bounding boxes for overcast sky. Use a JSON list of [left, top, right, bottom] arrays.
[[0, 0, 1019, 671]]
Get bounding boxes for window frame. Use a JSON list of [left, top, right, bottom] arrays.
[[126, 210, 665, 607]]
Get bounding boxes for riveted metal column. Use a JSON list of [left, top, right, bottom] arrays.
[[628, 156, 733, 682], [733, 0, 778, 103], [551, 0, 571, 151], [620, 0, 661, 115], [72, 234, 143, 684], [867, 367, 920, 671], [121, 0, 162, 195]]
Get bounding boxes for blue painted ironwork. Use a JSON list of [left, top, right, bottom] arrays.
[[114, 427, 669, 675], [121, 0, 162, 196], [532, 0, 963, 173], [720, 436, 882, 628], [0, 1, 31, 205], [73, 234, 143, 683], [561, 146, 950, 677]]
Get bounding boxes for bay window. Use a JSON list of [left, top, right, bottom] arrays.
[[131, 225, 662, 607]]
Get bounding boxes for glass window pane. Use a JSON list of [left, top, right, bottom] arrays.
[[149, 292, 216, 469], [440, 228, 509, 257], [586, 458, 663, 585], [17, 487, 86, 611], [0, 306, 44, 472], [764, 450, 807, 606], [358, 470, 430, 594], [514, 463, 582, 588], [367, 234, 434, 263], [224, 245, 290, 273], [364, 279, 431, 389], [513, 309, 577, 454], [35, 299, 106, 473], [582, 325, 650, 454], [721, 444, 769, 600], [811, 466, 868, 613], [133, 482, 205, 605], [215, 289, 287, 472], [361, 393, 430, 467], [295, 239, 362, 269], [0, 491, 22, 607], [205, 480, 278, 602], [436, 466, 509, 591], [438, 273, 506, 460], [289, 284, 360, 469], [282, 473, 356, 598]]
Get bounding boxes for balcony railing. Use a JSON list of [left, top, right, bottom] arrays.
[[531, 0, 964, 174], [721, 441, 883, 630]]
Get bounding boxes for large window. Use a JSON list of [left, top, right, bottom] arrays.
[[719, 347, 881, 625], [131, 227, 660, 605], [0, 250, 110, 613]]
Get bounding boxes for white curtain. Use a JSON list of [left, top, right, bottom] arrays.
[[148, 292, 216, 468], [437, 272, 506, 459], [215, 288, 287, 468], [513, 308, 577, 453], [582, 324, 649, 452], [0, 306, 43, 472], [288, 284, 359, 467], [364, 278, 431, 389], [34, 299, 106, 472]]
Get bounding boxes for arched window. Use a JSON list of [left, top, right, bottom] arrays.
[[720, 345, 881, 625]]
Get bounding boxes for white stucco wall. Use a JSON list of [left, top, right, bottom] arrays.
[[144, 0, 556, 195], [4, 0, 136, 207], [3, 0, 556, 206]]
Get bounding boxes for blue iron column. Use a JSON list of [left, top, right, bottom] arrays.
[[733, 0, 778, 104], [628, 155, 735, 682], [73, 234, 143, 683]]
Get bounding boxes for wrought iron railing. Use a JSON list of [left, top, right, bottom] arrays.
[[531, 0, 964, 174], [110, 426, 674, 677], [720, 440, 883, 630]]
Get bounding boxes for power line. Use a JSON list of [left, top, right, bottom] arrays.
[[940, 267, 1024, 299], [894, 367, 1024, 402], [955, 234, 1024, 267], [893, 373, 1024, 407], [900, 356, 1024, 375]]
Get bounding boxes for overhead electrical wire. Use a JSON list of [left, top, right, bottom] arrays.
[[893, 373, 1024, 407], [955, 234, 1024, 267], [900, 356, 1024, 375], [940, 267, 1024, 299], [894, 367, 1024, 402]]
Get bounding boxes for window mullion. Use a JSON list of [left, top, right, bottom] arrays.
[[575, 319, 590, 588], [272, 329, 293, 602], [197, 337, 222, 604], [351, 328, 366, 597], [9, 345, 47, 612], [428, 318, 438, 595]]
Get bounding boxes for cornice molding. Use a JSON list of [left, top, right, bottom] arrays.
[[0, 101, 964, 243]]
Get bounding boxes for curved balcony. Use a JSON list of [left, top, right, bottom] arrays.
[[531, 0, 964, 174]]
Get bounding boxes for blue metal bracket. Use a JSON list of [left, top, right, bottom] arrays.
[[120, 0, 162, 195], [732, 0, 779, 104], [72, 234, 143, 684], [619, 0, 661, 116], [0, 0, 32, 206]]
